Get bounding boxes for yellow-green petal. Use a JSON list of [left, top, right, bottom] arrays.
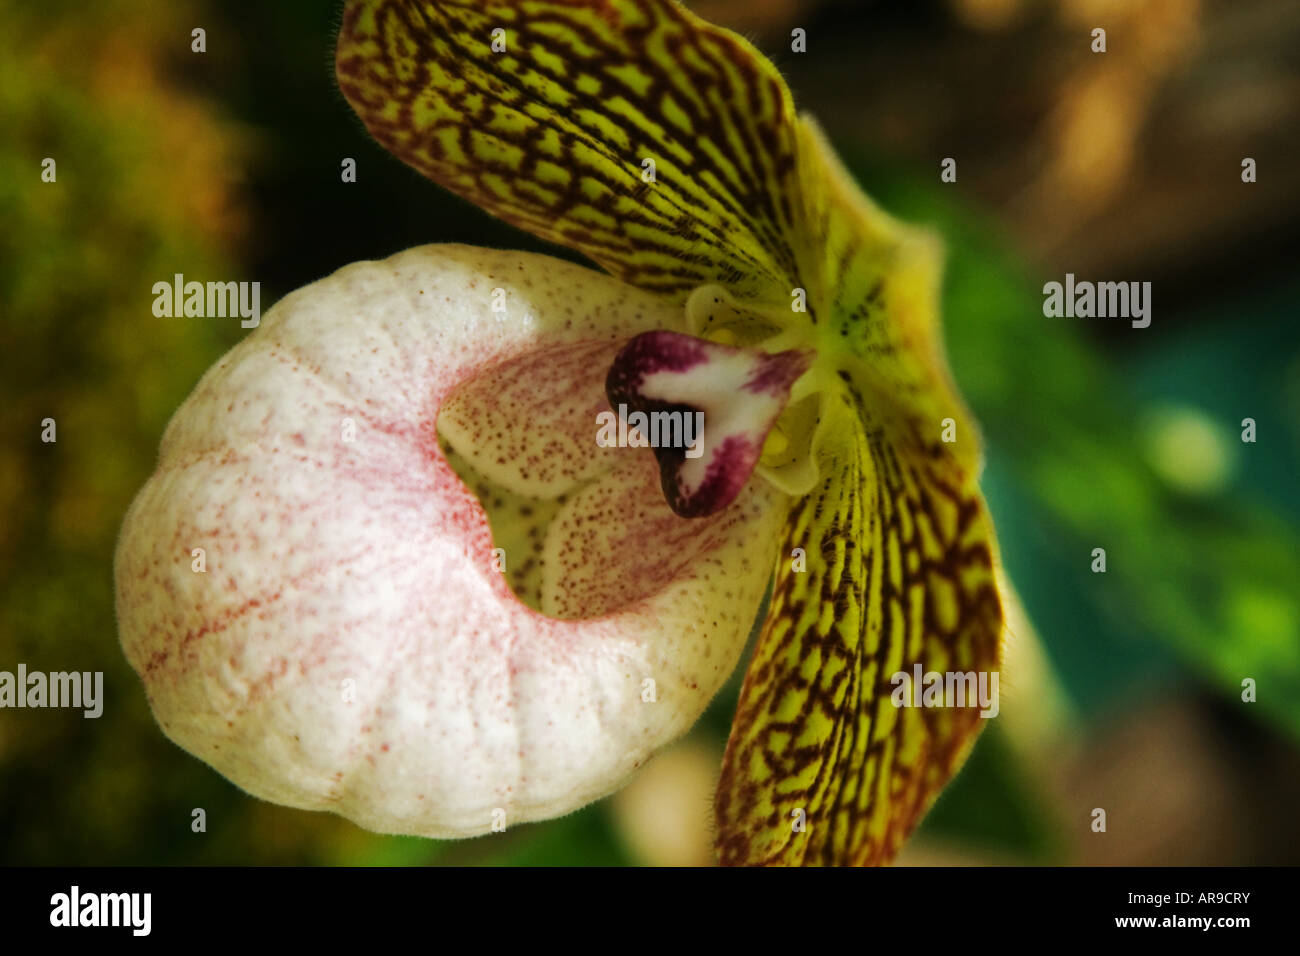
[[337, 0, 802, 304], [715, 385, 1004, 865]]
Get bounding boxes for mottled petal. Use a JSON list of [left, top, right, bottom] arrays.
[[704, 110, 1009, 865], [335, 0, 802, 304], [714, 346, 1003, 867]]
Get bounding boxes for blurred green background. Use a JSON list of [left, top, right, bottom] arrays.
[[2, 0, 1297, 865]]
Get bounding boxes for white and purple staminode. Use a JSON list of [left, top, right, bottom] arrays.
[[605, 330, 813, 518]]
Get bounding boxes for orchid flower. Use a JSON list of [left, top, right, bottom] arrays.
[[116, 0, 1004, 866]]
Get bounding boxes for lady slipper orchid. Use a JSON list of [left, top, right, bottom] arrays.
[[116, 0, 1005, 866]]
